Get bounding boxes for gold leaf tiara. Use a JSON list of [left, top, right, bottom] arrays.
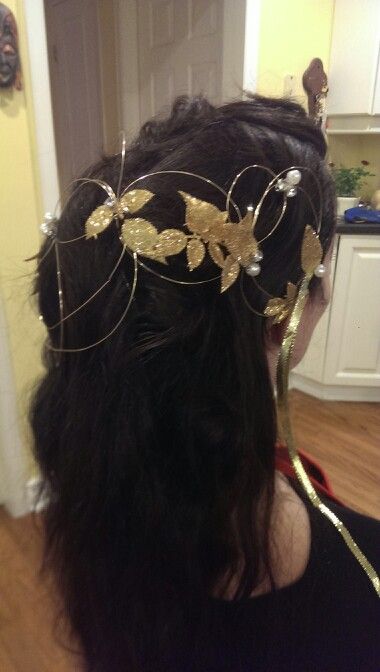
[[39, 160, 325, 353]]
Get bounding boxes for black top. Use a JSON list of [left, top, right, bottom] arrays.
[[175, 481, 380, 672]]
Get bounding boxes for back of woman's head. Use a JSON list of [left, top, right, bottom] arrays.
[[31, 94, 335, 671]]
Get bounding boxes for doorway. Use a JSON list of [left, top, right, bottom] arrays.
[[44, 0, 248, 197]]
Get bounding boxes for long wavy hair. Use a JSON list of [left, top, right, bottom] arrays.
[[30, 95, 336, 671]]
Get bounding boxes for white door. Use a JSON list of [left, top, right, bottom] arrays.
[[44, 0, 104, 194], [137, 0, 224, 124]]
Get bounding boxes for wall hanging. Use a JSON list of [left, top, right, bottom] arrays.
[[0, 2, 22, 90]]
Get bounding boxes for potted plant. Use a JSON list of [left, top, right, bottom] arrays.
[[329, 161, 375, 217]]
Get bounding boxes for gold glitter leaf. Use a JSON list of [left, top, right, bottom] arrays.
[[222, 213, 258, 267], [264, 283, 298, 324], [179, 191, 227, 237], [264, 298, 286, 317], [85, 205, 114, 239], [155, 229, 187, 256], [301, 225, 322, 276], [142, 250, 168, 265], [119, 189, 155, 215], [187, 238, 206, 271], [286, 282, 298, 302], [208, 241, 225, 268], [121, 218, 158, 254], [221, 255, 240, 293]]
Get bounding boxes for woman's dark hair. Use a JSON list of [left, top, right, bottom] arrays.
[[30, 94, 336, 671]]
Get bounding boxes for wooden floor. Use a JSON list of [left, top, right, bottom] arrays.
[[290, 390, 380, 518], [0, 390, 379, 671]]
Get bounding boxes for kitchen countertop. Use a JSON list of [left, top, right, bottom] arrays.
[[336, 216, 380, 235]]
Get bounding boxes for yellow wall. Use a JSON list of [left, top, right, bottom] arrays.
[[256, 0, 334, 107], [0, 0, 44, 472]]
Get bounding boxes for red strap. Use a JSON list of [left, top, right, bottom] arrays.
[[275, 443, 344, 506]]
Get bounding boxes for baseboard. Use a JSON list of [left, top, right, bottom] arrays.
[[26, 477, 50, 513], [290, 373, 380, 402]]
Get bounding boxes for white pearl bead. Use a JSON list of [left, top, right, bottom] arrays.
[[286, 186, 297, 198], [246, 262, 261, 277], [104, 196, 116, 207], [286, 169, 301, 186], [253, 249, 263, 262], [44, 212, 54, 222], [314, 263, 326, 278]]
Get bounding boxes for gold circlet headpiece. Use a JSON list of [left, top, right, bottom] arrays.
[[39, 141, 325, 353], [35, 136, 380, 599]]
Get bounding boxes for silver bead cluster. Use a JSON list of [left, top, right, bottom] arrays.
[[275, 169, 302, 198], [246, 249, 264, 277], [40, 212, 57, 238]]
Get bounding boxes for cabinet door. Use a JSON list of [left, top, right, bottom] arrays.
[[323, 236, 380, 387], [327, 0, 380, 115]]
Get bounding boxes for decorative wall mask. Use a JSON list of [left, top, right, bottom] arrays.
[[0, 2, 22, 90]]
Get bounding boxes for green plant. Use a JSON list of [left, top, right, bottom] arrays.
[[329, 160, 375, 197]]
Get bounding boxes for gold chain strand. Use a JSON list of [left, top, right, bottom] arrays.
[[276, 275, 380, 598]]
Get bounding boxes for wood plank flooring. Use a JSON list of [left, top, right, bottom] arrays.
[[290, 390, 380, 518], [0, 391, 379, 671]]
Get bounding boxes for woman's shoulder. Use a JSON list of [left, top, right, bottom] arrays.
[[287, 475, 380, 602]]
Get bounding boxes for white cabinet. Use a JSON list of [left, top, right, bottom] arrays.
[[292, 235, 380, 401], [324, 236, 380, 387], [327, 0, 380, 117]]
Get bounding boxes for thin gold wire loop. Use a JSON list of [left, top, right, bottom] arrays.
[[116, 131, 127, 199], [25, 236, 56, 265], [46, 245, 127, 330], [239, 272, 266, 317], [54, 241, 64, 353], [253, 165, 322, 241], [47, 252, 138, 353], [225, 164, 276, 222], [122, 170, 242, 221]]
